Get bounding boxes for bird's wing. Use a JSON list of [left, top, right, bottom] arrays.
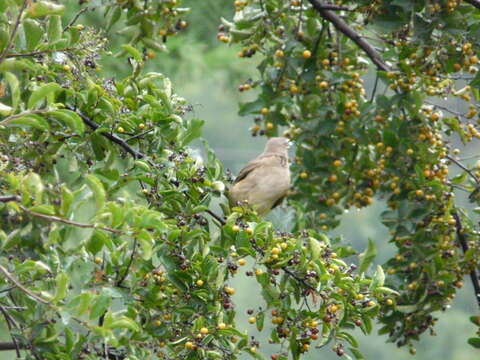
[[233, 156, 267, 184], [271, 194, 286, 210]]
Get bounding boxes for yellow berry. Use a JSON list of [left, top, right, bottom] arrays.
[[200, 327, 209, 335], [196, 279, 204, 286], [302, 50, 312, 59], [248, 316, 256, 324]]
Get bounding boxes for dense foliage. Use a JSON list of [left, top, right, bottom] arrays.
[[223, 0, 480, 353], [0, 0, 479, 359]]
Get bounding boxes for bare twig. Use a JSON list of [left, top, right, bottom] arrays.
[[446, 155, 479, 184], [126, 129, 155, 142], [0, 195, 21, 203], [205, 209, 226, 226], [282, 266, 316, 292], [65, 105, 145, 159], [0, 306, 21, 357], [0, 110, 49, 125], [18, 205, 124, 235], [307, 0, 390, 71], [452, 212, 480, 310], [315, 4, 350, 11], [424, 101, 466, 118], [0, 342, 27, 351], [0, 265, 50, 305], [465, 0, 480, 10], [0, 0, 28, 65], [63, 7, 89, 31], [5, 47, 87, 58], [116, 237, 138, 286]]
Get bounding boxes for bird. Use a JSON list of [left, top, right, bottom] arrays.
[[228, 137, 291, 216]]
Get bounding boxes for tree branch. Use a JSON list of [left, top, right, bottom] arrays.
[[465, 0, 480, 10], [65, 105, 145, 159], [446, 155, 479, 184], [0, 0, 28, 65], [19, 205, 124, 235], [0, 265, 50, 305], [306, 0, 390, 71], [314, 4, 350, 11], [116, 237, 138, 286], [452, 212, 480, 310], [0, 306, 21, 357], [0, 342, 27, 351], [0, 195, 21, 203]]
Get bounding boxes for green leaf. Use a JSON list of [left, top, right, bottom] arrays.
[[90, 294, 111, 320], [121, 44, 143, 62], [49, 110, 85, 134], [29, 204, 55, 215], [370, 265, 385, 289], [106, 6, 122, 31], [52, 272, 69, 303], [137, 230, 153, 260], [256, 311, 265, 332], [85, 174, 106, 211], [28, 82, 61, 108], [47, 15, 62, 43], [86, 231, 106, 255], [5, 72, 20, 110], [23, 19, 44, 50], [5, 114, 50, 131], [0, 102, 13, 116], [27, 1, 65, 18], [308, 236, 323, 261], [180, 118, 204, 146], [468, 337, 480, 348], [358, 238, 377, 274]]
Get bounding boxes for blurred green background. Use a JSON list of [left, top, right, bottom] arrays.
[[1, 1, 478, 359]]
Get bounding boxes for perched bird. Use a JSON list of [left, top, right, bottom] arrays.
[[229, 137, 291, 216]]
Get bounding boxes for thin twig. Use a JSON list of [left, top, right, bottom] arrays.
[[205, 209, 226, 226], [315, 4, 350, 11], [18, 205, 125, 234], [452, 212, 480, 310], [307, 0, 390, 71], [282, 266, 316, 292], [0, 0, 28, 65], [0, 195, 21, 203], [370, 73, 379, 102], [65, 105, 145, 159], [5, 47, 86, 58], [0, 265, 50, 305], [0, 342, 27, 351], [424, 101, 465, 118], [0, 110, 49, 126], [465, 0, 480, 10], [446, 155, 479, 184], [116, 237, 138, 286], [0, 306, 21, 357], [63, 7, 89, 32], [126, 128, 155, 142]]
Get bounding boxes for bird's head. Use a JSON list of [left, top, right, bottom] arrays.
[[264, 137, 291, 155]]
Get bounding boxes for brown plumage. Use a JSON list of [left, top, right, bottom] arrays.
[[229, 137, 291, 216]]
